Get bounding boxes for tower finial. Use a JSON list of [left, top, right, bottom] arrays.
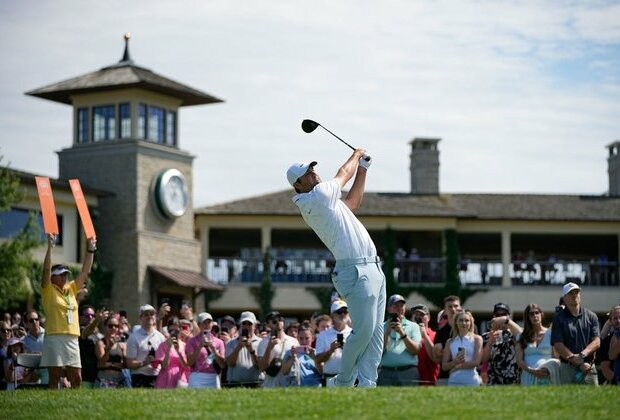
[[120, 32, 133, 64]]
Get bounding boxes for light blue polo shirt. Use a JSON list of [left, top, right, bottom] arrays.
[[380, 318, 422, 367]]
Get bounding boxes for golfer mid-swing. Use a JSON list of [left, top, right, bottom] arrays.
[[286, 149, 386, 387]]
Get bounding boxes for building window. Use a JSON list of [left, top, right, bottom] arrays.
[[138, 103, 147, 139], [0, 207, 63, 245], [119, 103, 131, 139], [148, 106, 166, 143], [93, 105, 116, 141], [166, 110, 176, 145], [77, 107, 89, 143]]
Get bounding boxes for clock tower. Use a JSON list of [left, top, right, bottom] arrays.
[[26, 34, 223, 317]]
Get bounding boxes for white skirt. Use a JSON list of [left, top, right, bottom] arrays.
[[188, 372, 220, 389], [40, 334, 81, 368]]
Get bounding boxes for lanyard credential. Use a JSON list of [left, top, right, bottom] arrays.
[[64, 289, 74, 325]]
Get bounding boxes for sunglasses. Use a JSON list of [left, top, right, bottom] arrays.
[[529, 311, 542, 316], [107, 324, 120, 329], [82, 313, 95, 318], [27, 318, 40, 323], [142, 312, 156, 317], [2, 329, 11, 333], [335, 309, 348, 315]]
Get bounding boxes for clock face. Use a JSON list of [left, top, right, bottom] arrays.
[[154, 169, 189, 219]]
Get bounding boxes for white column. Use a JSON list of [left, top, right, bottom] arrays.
[[200, 226, 209, 276], [501, 231, 511, 288], [261, 226, 272, 253]]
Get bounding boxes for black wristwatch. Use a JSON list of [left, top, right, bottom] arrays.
[[400, 333, 407, 339]]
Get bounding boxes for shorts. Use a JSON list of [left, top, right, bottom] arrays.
[[41, 334, 81, 368]]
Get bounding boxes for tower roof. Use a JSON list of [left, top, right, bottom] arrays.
[[25, 33, 223, 107]]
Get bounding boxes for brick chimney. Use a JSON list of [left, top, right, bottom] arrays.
[[409, 138, 440, 195], [608, 141, 620, 197]]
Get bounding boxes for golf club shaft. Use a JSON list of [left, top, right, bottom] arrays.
[[318, 125, 356, 152]]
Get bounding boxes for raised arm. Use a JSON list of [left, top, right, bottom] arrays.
[[333, 149, 365, 188], [75, 237, 97, 290], [41, 234, 55, 288]]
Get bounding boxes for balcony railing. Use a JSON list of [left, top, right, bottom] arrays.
[[206, 257, 618, 287], [458, 259, 618, 287]]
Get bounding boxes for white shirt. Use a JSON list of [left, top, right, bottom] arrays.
[[293, 180, 375, 260], [315, 325, 352, 374], [126, 327, 166, 376]]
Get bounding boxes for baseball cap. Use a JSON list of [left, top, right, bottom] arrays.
[[197, 312, 213, 324], [330, 300, 348, 313], [139, 304, 155, 314], [562, 282, 581, 296], [437, 310, 445, 323], [286, 161, 317, 186], [493, 302, 511, 315], [388, 294, 406, 307], [266, 311, 283, 322], [220, 315, 236, 325], [411, 304, 429, 315], [239, 311, 258, 325], [51, 264, 70, 276]]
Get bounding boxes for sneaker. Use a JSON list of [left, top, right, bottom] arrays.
[[326, 376, 337, 387]]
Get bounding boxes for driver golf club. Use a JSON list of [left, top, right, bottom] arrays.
[[301, 119, 370, 161]]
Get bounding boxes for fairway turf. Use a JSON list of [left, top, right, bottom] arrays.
[[2, 386, 619, 419]]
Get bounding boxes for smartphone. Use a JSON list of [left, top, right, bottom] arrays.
[[336, 333, 344, 345], [390, 313, 399, 322], [271, 330, 278, 338], [457, 347, 465, 357], [295, 346, 309, 355], [241, 328, 249, 338]]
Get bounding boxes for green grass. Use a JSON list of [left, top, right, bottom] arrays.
[[2, 386, 619, 419]]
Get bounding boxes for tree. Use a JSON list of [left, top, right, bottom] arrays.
[[250, 249, 276, 321], [0, 153, 43, 309]]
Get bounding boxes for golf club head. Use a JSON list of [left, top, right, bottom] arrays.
[[301, 119, 320, 133]]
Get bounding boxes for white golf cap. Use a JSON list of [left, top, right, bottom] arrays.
[[197, 312, 213, 324], [330, 300, 348, 313], [286, 161, 317, 186], [51, 264, 71, 276], [239, 311, 258, 324], [139, 304, 156, 314], [562, 282, 581, 296]]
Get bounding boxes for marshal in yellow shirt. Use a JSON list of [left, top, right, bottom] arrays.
[[41, 280, 80, 336]]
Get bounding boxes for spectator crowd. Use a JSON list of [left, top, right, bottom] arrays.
[[2, 282, 619, 390]]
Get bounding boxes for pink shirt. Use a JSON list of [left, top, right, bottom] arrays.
[[186, 333, 225, 373], [154, 341, 189, 388]]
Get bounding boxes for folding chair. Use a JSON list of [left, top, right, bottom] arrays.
[[14, 353, 46, 390]]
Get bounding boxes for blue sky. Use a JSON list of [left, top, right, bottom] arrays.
[[1, 0, 619, 206]]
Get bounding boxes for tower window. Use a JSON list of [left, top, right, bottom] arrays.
[[148, 106, 166, 143], [93, 105, 116, 141], [77, 107, 89, 143], [119, 103, 131, 139], [138, 103, 147, 139], [166, 110, 176, 145]]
